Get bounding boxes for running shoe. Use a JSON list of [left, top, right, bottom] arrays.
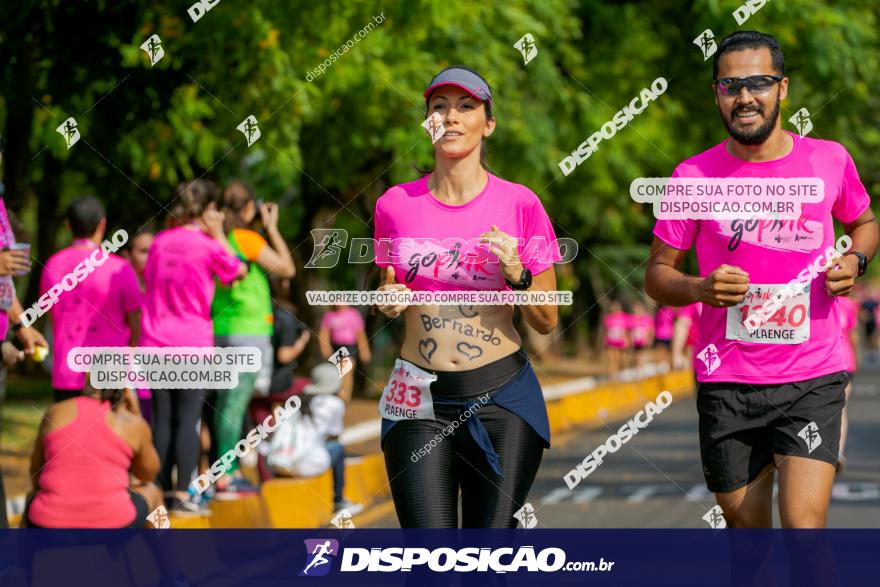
[[213, 476, 260, 500], [334, 499, 364, 517]]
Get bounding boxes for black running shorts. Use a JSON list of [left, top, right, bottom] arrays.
[[697, 370, 847, 493]]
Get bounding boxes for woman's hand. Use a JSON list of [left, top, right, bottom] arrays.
[[377, 267, 410, 319], [480, 225, 524, 283], [259, 202, 280, 231], [0, 249, 30, 276], [201, 206, 227, 239]]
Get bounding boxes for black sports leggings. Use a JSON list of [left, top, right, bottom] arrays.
[[383, 352, 545, 528], [152, 389, 206, 492]]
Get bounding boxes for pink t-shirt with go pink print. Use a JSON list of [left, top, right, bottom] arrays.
[[140, 226, 242, 348], [654, 133, 869, 384], [374, 173, 561, 291]]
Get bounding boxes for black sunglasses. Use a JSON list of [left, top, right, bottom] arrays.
[[714, 75, 784, 96]]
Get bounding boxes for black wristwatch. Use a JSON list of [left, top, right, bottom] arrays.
[[505, 267, 532, 290], [847, 251, 868, 277]]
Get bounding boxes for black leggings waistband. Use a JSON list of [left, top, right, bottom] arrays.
[[420, 349, 528, 400]]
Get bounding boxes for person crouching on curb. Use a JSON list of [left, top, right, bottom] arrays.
[[303, 363, 364, 516], [24, 376, 162, 528]]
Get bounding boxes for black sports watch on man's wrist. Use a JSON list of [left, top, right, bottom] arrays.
[[847, 251, 868, 277], [505, 267, 532, 290]]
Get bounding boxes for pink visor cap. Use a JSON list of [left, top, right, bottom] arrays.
[[423, 67, 492, 104]]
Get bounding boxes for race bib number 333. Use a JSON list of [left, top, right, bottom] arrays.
[[726, 283, 810, 345], [378, 359, 437, 421]]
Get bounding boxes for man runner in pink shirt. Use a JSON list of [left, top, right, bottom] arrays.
[[646, 31, 878, 528]]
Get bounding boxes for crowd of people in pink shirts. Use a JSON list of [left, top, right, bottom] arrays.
[[0, 180, 373, 528]]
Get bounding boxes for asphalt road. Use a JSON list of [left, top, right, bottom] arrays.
[[364, 368, 880, 528]]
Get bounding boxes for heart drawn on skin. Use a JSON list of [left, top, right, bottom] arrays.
[[419, 339, 438, 363], [456, 342, 484, 361], [458, 304, 478, 318]]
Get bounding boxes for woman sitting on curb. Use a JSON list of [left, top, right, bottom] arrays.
[[24, 378, 162, 528]]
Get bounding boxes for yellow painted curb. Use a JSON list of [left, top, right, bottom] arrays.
[[209, 494, 270, 528], [168, 513, 212, 529], [261, 472, 334, 528]]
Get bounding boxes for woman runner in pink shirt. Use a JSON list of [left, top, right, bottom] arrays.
[[372, 66, 560, 528]]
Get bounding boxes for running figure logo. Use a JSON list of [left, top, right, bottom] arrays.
[[330, 347, 353, 378], [696, 344, 721, 376], [797, 421, 822, 454], [513, 502, 538, 528], [693, 29, 717, 60], [702, 505, 727, 529], [56, 117, 80, 149], [330, 508, 355, 529], [305, 228, 348, 269], [421, 111, 446, 144], [300, 539, 339, 577], [514, 33, 538, 65], [237, 115, 261, 147], [139, 34, 165, 66], [146, 505, 171, 529], [789, 108, 813, 136]]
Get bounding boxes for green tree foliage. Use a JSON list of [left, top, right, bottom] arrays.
[[1, 0, 878, 353]]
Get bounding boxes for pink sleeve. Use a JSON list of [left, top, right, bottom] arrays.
[[832, 148, 870, 224], [351, 309, 365, 331], [209, 240, 243, 285], [519, 190, 561, 276], [653, 166, 699, 251], [373, 195, 393, 269], [118, 262, 143, 314]]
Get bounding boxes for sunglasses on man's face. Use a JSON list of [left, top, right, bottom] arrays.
[[714, 75, 784, 96]]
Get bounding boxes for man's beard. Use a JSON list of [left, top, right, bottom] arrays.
[[721, 94, 780, 145]]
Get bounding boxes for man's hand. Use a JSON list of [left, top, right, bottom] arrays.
[[698, 264, 750, 307], [825, 253, 859, 297], [0, 249, 30, 276], [377, 266, 410, 319]]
